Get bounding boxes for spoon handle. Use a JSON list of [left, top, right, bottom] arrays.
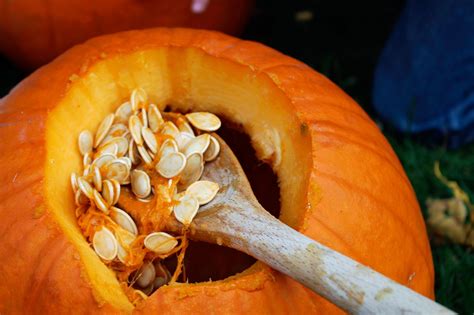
[[200, 203, 453, 314]]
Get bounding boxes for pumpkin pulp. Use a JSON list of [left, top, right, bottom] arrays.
[[45, 47, 311, 311]]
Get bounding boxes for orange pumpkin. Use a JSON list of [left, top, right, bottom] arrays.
[[0, 0, 254, 69], [0, 28, 434, 313]]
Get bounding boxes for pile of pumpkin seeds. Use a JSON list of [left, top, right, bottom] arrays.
[[71, 88, 221, 296]]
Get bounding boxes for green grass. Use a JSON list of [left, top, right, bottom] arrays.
[[387, 134, 474, 314]]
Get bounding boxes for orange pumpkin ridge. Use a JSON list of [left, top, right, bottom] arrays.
[[0, 28, 434, 314]]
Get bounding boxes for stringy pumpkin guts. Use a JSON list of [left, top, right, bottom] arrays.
[[71, 88, 221, 303]]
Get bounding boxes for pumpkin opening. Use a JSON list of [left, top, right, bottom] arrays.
[[45, 47, 312, 310]]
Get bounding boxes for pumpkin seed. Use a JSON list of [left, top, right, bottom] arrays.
[[186, 180, 219, 205], [116, 229, 136, 264], [142, 127, 158, 153], [110, 207, 138, 235], [83, 164, 91, 177], [179, 152, 204, 188], [102, 179, 115, 206], [111, 179, 121, 205], [107, 123, 129, 138], [136, 261, 156, 288], [101, 137, 128, 157], [92, 153, 115, 169], [131, 170, 151, 198], [94, 113, 115, 148], [158, 138, 178, 158], [177, 120, 195, 136], [71, 172, 78, 193], [77, 177, 94, 199], [160, 121, 179, 138], [93, 189, 109, 213], [128, 139, 140, 165], [129, 115, 143, 146], [148, 104, 164, 132], [75, 189, 89, 206], [156, 152, 186, 178], [185, 112, 221, 132], [175, 132, 194, 151], [137, 144, 153, 164], [92, 166, 102, 192], [204, 135, 220, 162], [118, 156, 132, 169], [78, 130, 93, 155], [153, 262, 171, 289], [140, 108, 148, 128], [130, 88, 148, 111], [105, 160, 130, 184], [83, 153, 92, 168], [96, 142, 118, 157], [115, 102, 133, 124], [173, 194, 199, 225], [93, 227, 118, 261], [144, 232, 178, 254], [183, 133, 211, 157]]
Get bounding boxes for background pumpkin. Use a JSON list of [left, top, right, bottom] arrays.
[[0, 0, 254, 69], [0, 28, 434, 313]]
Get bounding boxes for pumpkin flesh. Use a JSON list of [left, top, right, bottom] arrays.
[[0, 29, 433, 314]]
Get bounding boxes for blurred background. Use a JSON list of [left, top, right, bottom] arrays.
[[1, 0, 472, 313]]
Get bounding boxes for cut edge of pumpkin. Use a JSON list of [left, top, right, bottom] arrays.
[[45, 47, 312, 311]]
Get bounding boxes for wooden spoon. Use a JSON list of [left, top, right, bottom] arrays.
[[167, 135, 453, 314]]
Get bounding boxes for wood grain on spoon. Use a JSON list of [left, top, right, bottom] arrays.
[[166, 135, 453, 314]]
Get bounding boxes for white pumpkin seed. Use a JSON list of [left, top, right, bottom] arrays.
[[173, 194, 199, 225], [77, 177, 94, 199], [160, 121, 179, 138], [110, 207, 138, 235], [142, 127, 158, 153], [111, 179, 121, 205], [115, 102, 133, 124], [179, 152, 204, 188], [83, 153, 92, 168], [94, 113, 115, 148], [131, 170, 151, 198], [144, 232, 178, 254], [102, 137, 129, 157], [186, 181, 219, 205], [130, 88, 148, 111], [107, 123, 129, 137], [136, 261, 156, 288], [93, 227, 118, 261], [183, 134, 211, 157], [156, 152, 186, 178], [96, 142, 118, 157], [93, 189, 109, 213], [71, 172, 78, 193], [78, 130, 93, 155], [105, 160, 130, 184], [92, 166, 102, 192], [158, 138, 178, 158], [203, 135, 220, 162], [118, 156, 132, 169], [148, 104, 164, 132], [177, 120, 195, 136], [137, 144, 153, 164], [175, 132, 194, 151], [140, 108, 148, 128], [129, 115, 143, 146], [128, 139, 140, 165], [101, 179, 115, 206], [92, 153, 115, 169], [185, 112, 221, 132], [75, 189, 89, 206]]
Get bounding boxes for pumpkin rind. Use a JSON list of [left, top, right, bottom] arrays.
[[0, 28, 434, 314], [0, 0, 254, 69]]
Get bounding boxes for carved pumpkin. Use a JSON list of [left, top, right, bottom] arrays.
[[0, 0, 253, 69], [0, 28, 434, 313]]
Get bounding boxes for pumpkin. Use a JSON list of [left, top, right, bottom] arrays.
[[0, 28, 434, 313], [0, 0, 254, 69]]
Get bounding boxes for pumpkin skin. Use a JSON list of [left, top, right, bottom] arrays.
[[0, 28, 434, 314], [0, 0, 254, 69]]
